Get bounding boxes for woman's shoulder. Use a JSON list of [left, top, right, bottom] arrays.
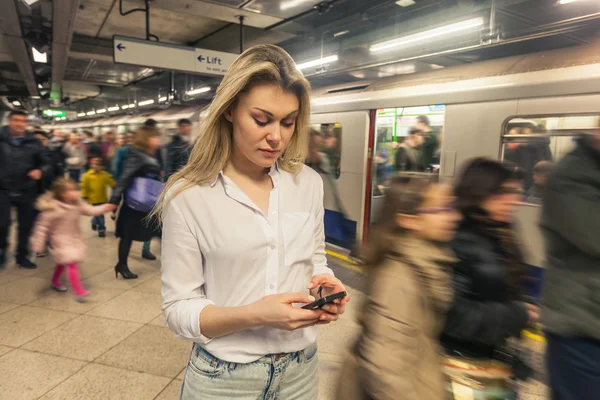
[[283, 164, 323, 190]]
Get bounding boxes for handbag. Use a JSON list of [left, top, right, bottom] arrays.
[[125, 177, 164, 213]]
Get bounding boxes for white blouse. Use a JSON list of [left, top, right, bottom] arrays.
[[160, 164, 334, 363]]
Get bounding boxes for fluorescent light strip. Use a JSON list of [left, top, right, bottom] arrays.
[[128, 103, 135, 108], [96, 109, 107, 114], [559, 0, 578, 3], [159, 96, 167, 102], [86, 111, 96, 116], [121, 105, 130, 110], [312, 97, 372, 106], [296, 55, 338, 71], [333, 30, 350, 38], [32, 48, 47, 63], [370, 17, 484, 53], [107, 106, 119, 112], [280, 0, 309, 11], [138, 99, 155, 106], [12, 101, 21, 106], [77, 113, 86, 117], [186, 87, 211, 96]]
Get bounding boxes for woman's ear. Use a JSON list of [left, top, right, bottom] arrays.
[[395, 213, 419, 231], [224, 107, 234, 123]]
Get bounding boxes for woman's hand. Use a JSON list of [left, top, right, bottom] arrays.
[[250, 292, 326, 331], [104, 204, 118, 212], [309, 274, 350, 321], [523, 302, 540, 326]]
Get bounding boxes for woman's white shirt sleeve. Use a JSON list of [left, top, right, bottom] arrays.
[[312, 177, 334, 277], [161, 198, 214, 343]]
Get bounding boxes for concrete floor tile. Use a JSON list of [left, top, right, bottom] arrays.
[[0, 345, 14, 357], [176, 367, 185, 380], [86, 290, 162, 323], [33, 261, 113, 281], [0, 277, 54, 304], [318, 355, 345, 400], [95, 325, 191, 378], [0, 305, 77, 347], [0, 349, 86, 400], [317, 319, 361, 357], [131, 275, 162, 294], [40, 363, 170, 400], [82, 265, 158, 290], [0, 272, 25, 285], [22, 315, 143, 362], [154, 379, 183, 400], [0, 301, 19, 315], [149, 313, 166, 327], [29, 287, 126, 314]]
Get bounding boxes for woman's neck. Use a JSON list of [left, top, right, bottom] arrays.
[[224, 148, 270, 183]]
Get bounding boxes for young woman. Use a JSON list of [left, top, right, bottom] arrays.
[[154, 44, 349, 399], [337, 174, 460, 400], [109, 126, 162, 279], [442, 158, 538, 399]]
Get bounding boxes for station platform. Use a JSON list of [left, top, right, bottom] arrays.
[[0, 219, 548, 399]]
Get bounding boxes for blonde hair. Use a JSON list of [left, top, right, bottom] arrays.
[[133, 126, 159, 155], [50, 178, 78, 201], [152, 44, 311, 222]]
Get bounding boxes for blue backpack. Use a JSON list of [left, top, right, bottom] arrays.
[[125, 177, 164, 213]]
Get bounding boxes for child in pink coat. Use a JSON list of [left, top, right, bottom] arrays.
[[32, 178, 116, 301]]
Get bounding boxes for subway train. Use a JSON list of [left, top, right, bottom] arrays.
[[46, 41, 600, 298]]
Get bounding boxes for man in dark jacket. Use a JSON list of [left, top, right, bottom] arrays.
[[394, 128, 424, 172], [165, 118, 192, 179], [541, 127, 600, 399], [0, 111, 49, 268], [416, 115, 439, 169]]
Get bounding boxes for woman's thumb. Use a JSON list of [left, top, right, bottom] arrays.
[[285, 292, 315, 304]]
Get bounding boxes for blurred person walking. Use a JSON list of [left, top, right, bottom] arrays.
[[395, 128, 425, 172], [337, 173, 460, 400], [0, 111, 49, 269], [81, 158, 116, 237], [63, 134, 87, 182], [541, 126, 600, 400], [112, 132, 134, 178], [109, 127, 162, 279], [165, 118, 193, 179], [32, 178, 115, 301], [442, 158, 536, 399]]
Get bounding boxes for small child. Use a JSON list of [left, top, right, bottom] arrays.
[[31, 178, 115, 301], [81, 158, 116, 237]]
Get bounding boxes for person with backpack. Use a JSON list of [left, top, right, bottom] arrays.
[[109, 127, 163, 279]]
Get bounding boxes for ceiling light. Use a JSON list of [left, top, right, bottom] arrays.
[[31, 96, 40, 99], [20, 0, 40, 8], [280, 0, 309, 11], [296, 55, 338, 71], [12, 101, 21, 106], [138, 99, 155, 106], [77, 113, 85, 117], [60, 117, 67, 121], [396, 0, 415, 6], [31, 48, 48, 63], [108, 106, 119, 112], [333, 30, 350, 38], [158, 96, 167, 102], [128, 103, 135, 107], [558, 0, 578, 3], [37, 84, 43, 89], [96, 109, 106, 114], [370, 17, 484, 53], [121, 105, 130, 110], [186, 87, 211, 96], [86, 111, 96, 116], [55, 117, 61, 121]]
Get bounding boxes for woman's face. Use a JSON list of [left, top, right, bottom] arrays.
[[409, 184, 461, 242], [148, 136, 161, 152], [481, 180, 524, 223], [226, 83, 299, 170], [70, 136, 79, 145], [116, 135, 125, 146]]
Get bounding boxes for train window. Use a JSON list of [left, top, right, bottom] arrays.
[[501, 115, 600, 204], [306, 123, 342, 180], [372, 105, 445, 196]]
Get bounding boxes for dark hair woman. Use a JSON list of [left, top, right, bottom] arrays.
[[442, 157, 537, 398], [337, 173, 460, 400], [109, 126, 162, 279]]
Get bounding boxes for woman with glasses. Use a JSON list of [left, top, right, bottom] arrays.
[[442, 158, 538, 399], [337, 173, 460, 400]]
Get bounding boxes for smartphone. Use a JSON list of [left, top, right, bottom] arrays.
[[302, 291, 347, 310]]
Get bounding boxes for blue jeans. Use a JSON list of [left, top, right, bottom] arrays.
[[546, 333, 600, 400], [68, 169, 81, 183], [92, 213, 105, 233], [181, 342, 319, 400]]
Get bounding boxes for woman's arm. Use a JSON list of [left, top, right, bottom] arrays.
[[161, 196, 326, 343], [109, 151, 139, 204], [30, 209, 56, 253]]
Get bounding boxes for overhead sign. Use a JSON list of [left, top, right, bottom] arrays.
[[43, 109, 66, 117], [113, 35, 239, 76]]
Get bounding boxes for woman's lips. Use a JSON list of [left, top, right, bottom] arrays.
[[259, 149, 279, 157]]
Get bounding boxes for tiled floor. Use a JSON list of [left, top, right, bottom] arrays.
[[0, 218, 548, 399]]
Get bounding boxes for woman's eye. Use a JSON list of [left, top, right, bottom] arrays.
[[282, 120, 296, 128], [253, 117, 269, 127]]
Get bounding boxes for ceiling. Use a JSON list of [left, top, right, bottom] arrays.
[[1, 0, 600, 117]]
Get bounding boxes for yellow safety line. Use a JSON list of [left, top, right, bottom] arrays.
[[325, 249, 365, 273], [522, 329, 546, 343]]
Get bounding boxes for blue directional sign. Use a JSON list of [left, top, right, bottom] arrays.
[[116, 43, 126, 51]]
